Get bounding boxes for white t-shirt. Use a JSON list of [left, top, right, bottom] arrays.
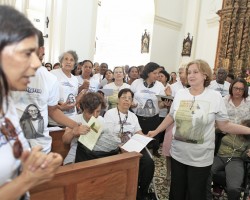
[[103, 82, 130, 109], [76, 75, 100, 92], [99, 78, 108, 88], [92, 73, 104, 83], [50, 68, 78, 122], [104, 108, 142, 139], [0, 97, 30, 186], [130, 78, 165, 117], [159, 83, 171, 118], [11, 67, 59, 153], [208, 80, 230, 97], [170, 81, 186, 98], [169, 88, 229, 167]]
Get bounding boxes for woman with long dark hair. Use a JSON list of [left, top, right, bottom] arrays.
[[0, 5, 62, 199], [130, 62, 166, 157]]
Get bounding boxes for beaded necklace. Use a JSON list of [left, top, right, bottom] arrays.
[[227, 135, 245, 162], [117, 107, 128, 137]]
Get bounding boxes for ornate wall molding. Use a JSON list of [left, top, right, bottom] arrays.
[[214, 0, 250, 78], [154, 15, 182, 31]]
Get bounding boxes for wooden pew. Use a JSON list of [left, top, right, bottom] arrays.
[[49, 129, 69, 159], [30, 152, 141, 200], [30, 130, 141, 200]]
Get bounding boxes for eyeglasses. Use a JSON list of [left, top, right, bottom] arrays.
[[120, 96, 133, 101], [1, 118, 23, 158], [232, 87, 244, 92]]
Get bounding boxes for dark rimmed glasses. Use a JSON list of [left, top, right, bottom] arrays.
[[232, 87, 244, 92], [1, 118, 23, 158]]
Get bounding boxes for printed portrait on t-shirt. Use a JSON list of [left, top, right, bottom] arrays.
[[66, 93, 76, 114], [19, 104, 44, 139], [136, 99, 156, 117], [174, 100, 209, 144]]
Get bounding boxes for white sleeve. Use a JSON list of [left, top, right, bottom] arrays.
[[215, 93, 229, 121], [133, 114, 142, 133], [169, 89, 180, 118], [47, 79, 60, 106], [158, 82, 166, 95], [103, 110, 114, 130], [130, 80, 137, 93]]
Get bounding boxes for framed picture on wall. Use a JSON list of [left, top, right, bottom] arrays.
[[141, 30, 150, 53], [181, 33, 193, 57]]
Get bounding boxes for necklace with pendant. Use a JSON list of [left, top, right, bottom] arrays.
[[227, 135, 245, 162]]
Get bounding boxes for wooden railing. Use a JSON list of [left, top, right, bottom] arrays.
[[30, 130, 141, 200]]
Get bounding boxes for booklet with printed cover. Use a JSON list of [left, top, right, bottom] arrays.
[[78, 116, 103, 150]]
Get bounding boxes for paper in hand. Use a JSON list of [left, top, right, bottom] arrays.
[[121, 134, 153, 152], [78, 116, 103, 150]]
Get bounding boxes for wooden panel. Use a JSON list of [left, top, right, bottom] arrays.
[[49, 129, 70, 159], [30, 152, 141, 200], [31, 187, 64, 200], [76, 171, 127, 200]]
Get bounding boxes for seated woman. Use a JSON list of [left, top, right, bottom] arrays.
[[207, 78, 250, 200], [208, 120, 250, 200], [62, 92, 120, 165], [103, 88, 155, 200]]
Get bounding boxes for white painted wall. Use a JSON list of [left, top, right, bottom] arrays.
[[194, 0, 222, 69], [15, 0, 98, 64], [151, 20, 182, 72], [151, 0, 185, 72], [94, 0, 155, 69], [151, 0, 222, 73], [63, 0, 98, 63], [10, 0, 223, 71]]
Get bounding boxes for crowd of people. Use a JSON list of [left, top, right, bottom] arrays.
[[1, 5, 250, 200]]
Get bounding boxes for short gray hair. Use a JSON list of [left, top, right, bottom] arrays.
[[59, 50, 78, 64]]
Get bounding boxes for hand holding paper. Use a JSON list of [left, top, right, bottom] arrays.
[[121, 134, 154, 153], [78, 116, 103, 150]]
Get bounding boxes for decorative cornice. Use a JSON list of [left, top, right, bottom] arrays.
[[154, 15, 182, 31], [206, 15, 220, 27]]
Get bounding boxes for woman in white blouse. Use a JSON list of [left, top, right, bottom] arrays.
[[103, 66, 130, 109]]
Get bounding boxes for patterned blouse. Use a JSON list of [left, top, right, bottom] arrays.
[[223, 95, 250, 124]]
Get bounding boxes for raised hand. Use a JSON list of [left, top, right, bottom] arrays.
[[20, 147, 62, 188]]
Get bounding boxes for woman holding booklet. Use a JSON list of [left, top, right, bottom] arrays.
[[71, 88, 154, 200], [104, 88, 154, 200], [62, 92, 120, 165]]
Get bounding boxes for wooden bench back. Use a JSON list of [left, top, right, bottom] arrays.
[[30, 152, 141, 200], [49, 129, 70, 159]]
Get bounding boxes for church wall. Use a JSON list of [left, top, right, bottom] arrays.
[[63, 0, 98, 63], [12, 0, 223, 71], [152, 0, 185, 72], [152, 0, 222, 72], [194, 0, 222, 70], [20, 0, 98, 64]]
